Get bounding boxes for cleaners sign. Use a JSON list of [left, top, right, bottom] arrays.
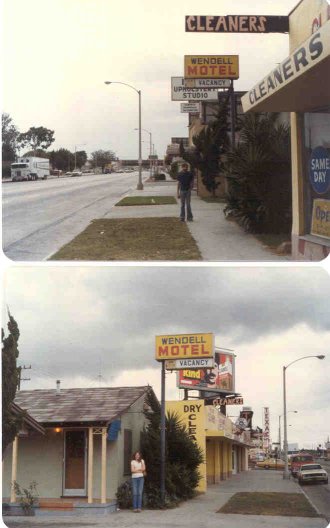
[[309, 146, 330, 194], [242, 23, 329, 112], [155, 333, 214, 361], [185, 15, 289, 33], [184, 55, 239, 79]]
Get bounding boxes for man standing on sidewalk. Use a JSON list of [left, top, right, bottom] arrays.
[[177, 163, 194, 222]]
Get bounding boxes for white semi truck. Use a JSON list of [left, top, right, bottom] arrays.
[[11, 157, 50, 181]]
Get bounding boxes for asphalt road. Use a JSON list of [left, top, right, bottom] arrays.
[[298, 460, 330, 522], [2, 173, 143, 261]]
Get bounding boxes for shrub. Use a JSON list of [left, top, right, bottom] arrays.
[[154, 173, 166, 181], [224, 113, 292, 234], [116, 480, 132, 509], [169, 162, 179, 180], [13, 481, 38, 514], [141, 392, 204, 508]]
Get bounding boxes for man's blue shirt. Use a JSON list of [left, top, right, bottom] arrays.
[[177, 170, 194, 191]]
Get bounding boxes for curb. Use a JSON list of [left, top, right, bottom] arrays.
[[299, 484, 326, 520]]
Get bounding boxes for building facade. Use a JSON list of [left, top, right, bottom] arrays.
[[166, 400, 251, 492], [3, 386, 155, 512], [242, 0, 330, 260]]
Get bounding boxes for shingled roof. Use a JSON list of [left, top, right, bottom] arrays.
[[14, 386, 152, 425]]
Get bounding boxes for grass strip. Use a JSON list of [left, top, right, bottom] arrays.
[[218, 492, 319, 517], [49, 217, 202, 261], [200, 197, 226, 203], [116, 196, 177, 206]]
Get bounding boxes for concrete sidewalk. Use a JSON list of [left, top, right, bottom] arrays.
[[3, 470, 327, 528], [104, 179, 290, 261]]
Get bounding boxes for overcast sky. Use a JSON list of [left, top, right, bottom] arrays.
[[3, 0, 298, 159], [3, 265, 330, 449]]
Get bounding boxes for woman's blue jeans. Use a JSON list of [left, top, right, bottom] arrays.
[[132, 476, 144, 509]]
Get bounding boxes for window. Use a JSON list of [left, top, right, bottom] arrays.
[[303, 110, 330, 239], [123, 429, 132, 476]]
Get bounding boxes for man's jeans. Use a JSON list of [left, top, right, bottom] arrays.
[[180, 189, 193, 220], [132, 476, 144, 509]]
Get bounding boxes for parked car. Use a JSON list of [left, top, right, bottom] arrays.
[[256, 458, 285, 469], [290, 454, 314, 477], [65, 171, 72, 176], [297, 464, 328, 485], [71, 171, 82, 177]]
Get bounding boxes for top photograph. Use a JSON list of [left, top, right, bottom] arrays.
[[2, 0, 330, 262]]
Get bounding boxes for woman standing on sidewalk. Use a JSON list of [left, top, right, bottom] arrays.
[[131, 451, 146, 512]]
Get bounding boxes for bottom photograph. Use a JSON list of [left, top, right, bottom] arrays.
[[2, 266, 330, 528]]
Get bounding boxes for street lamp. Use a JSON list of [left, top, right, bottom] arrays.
[[74, 143, 87, 171], [134, 128, 152, 178], [105, 81, 143, 190], [283, 355, 325, 478], [278, 411, 297, 458]]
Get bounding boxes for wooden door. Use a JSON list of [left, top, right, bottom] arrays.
[[64, 430, 86, 496]]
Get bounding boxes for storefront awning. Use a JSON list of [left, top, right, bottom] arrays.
[[242, 20, 330, 113]]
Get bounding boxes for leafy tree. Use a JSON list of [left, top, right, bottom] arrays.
[[2, 311, 22, 457], [17, 126, 55, 154], [49, 149, 74, 171], [224, 112, 292, 233], [90, 149, 117, 172], [140, 392, 204, 508], [22, 149, 49, 158], [169, 161, 179, 180], [2, 113, 19, 163], [181, 97, 231, 195], [75, 150, 87, 169]]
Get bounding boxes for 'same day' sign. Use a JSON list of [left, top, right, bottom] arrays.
[[155, 333, 214, 361], [309, 146, 330, 195]]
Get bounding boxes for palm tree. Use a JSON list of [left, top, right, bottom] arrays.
[[182, 97, 230, 195], [224, 113, 292, 233]]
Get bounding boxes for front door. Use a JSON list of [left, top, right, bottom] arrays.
[[63, 430, 87, 496]]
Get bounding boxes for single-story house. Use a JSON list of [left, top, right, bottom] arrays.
[[3, 385, 157, 513]]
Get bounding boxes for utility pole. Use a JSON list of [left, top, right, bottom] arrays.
[[17, 365, 31, 390]]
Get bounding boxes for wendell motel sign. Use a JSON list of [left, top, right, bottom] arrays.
[[155, 333, 214, 361], [184, 55, 239, 79]]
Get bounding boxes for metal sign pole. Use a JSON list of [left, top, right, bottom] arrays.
[[230, 80, 235, 147], [160, 361, 166, 505]]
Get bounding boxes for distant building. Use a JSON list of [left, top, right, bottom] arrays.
[[288, 443, 299, 452]]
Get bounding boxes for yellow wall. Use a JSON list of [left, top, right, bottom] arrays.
[[166, 400, 207, 492]]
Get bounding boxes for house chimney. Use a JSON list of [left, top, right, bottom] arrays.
[[56, 380, 61, 394]]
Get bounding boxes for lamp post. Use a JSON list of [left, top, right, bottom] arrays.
[[283, 355, 325, 479], [135, 128, 152, 178], [278, 411, 297, 459], [105, 81, 143, 190]]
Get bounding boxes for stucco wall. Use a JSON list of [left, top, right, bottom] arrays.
[[289, 0, 329, 52], [2, 430, 63, 498]]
